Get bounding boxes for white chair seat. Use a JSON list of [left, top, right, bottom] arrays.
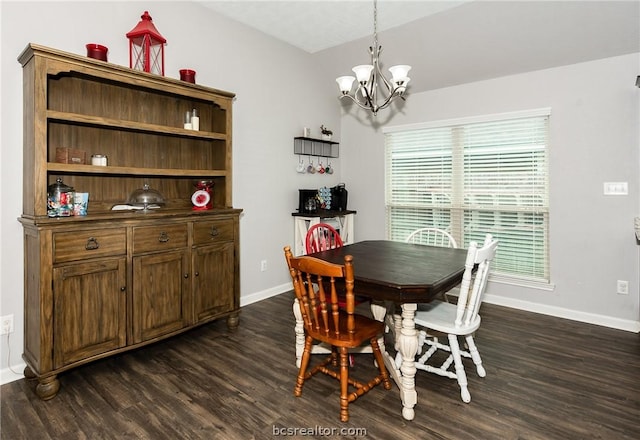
[[415, 301, 481, 335]]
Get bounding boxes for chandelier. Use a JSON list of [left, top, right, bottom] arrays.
[[335, 0, 411, 115]]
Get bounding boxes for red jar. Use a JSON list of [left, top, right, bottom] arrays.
[[180, 69, 196, 84], [86, 44, 108, 62]]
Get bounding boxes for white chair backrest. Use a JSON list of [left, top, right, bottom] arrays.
[[454, 234, 498, 328], [405, 227, 458, 248]]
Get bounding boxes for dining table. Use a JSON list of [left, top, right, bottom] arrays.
[[308, 240, 469, 421]]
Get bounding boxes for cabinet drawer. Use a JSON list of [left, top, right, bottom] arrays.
[[193, 219, 235, 245], [133, 224, 188, 254], [53, 229, 126, 263]]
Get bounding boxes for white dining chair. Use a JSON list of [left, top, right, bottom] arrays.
[[409, 233, 498, 403], [405, 227, 458, 302], [405, 227, 458, 248]]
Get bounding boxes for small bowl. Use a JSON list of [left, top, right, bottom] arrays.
[[86, 44, 108, 62]]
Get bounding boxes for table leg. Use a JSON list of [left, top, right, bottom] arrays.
[[397, 303, 418, 421]]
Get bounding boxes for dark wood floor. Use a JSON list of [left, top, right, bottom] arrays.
[[2, 292, 639, 439]]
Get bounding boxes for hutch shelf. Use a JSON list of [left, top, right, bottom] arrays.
[[18, 43, 242, 399]]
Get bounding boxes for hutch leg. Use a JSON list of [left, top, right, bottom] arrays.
[[226, 312, 240, 329], [35, 375, 61, 400]]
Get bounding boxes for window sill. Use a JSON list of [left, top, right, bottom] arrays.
[[489, 274, 556, 291]]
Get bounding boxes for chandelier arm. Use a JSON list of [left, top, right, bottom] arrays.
[[372, 89, 399, 112], [351, 84, 378, 112], [339, 93, 380, 113], [357, 82, 375, 109], [372, 44, 394, 94]]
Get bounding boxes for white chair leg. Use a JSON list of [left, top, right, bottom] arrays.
[[293, 298, 305, 368], [370, 301, 387, 368], [465, 334, 486, 377], [389, 313, 400, 349], [448, 334, 471, 403]]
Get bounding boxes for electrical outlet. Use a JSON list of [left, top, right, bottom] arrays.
[[617, 280, 629, 295], [260, 260, 268, 272], [0, 314, 14, 335]]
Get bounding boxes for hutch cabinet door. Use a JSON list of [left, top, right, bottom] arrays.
[[132, 250, 190, 343], [52, 258, 127, 368], [192, 242, 235, 323]]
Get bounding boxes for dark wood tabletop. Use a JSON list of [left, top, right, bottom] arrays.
[[310, 240, 468, 303]]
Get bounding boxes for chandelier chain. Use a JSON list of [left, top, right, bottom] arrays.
[[373, 0, 378, 48]]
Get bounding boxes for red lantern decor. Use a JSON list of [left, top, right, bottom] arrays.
[[126, 11, 166, 76]]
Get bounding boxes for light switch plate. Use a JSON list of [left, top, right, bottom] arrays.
[[603, 182, 628, 195]]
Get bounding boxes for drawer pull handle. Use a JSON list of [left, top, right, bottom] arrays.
[[210, 227, 219, 237], [85, 237, 99, 250], [158, 232, 170, 243]]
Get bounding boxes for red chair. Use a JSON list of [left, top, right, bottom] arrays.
[[305, 223, 344, 254]]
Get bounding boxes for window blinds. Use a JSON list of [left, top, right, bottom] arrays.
[[385, 109, 550, 283]]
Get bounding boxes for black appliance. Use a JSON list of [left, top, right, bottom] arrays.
[[331, 184, 348, 211], [298, 189, 318, 213]]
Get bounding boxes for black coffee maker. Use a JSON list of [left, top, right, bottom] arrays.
[[298, 189, 318, 213], [331, 184, 348, 211]]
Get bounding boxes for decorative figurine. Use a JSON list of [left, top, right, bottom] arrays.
[[321, 125, 333, 141]]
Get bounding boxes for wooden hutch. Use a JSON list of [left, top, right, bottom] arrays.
[[18, 44, 242, 399]]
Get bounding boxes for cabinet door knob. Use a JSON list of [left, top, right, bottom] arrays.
[[184, 273, 189, 278], [120, 286, 126, 292], [195, 271, 199, 277], [85, 237, 99, 250], [158, 231, 170, 243], [210, 227, 219, 237]]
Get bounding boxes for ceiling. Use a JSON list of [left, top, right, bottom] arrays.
[[198, 1, 640, 93], [198, 0, 471, 53]]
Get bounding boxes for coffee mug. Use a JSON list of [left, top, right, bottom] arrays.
[[325, 164, 333, 174], [307, 163, 316, 173], [317, 163, 325, 174], [296, 159, 306, 173]]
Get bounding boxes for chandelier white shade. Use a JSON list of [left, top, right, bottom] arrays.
[[335, 0, 411, 115]]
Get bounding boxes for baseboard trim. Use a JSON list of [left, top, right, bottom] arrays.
[[483, 294, 640, 333], [240, 283, 291, 307], [1, 363, 26, 385], [242, 287, 640, 333]]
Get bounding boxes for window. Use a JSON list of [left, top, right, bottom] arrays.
[[384, 109, 550, 285]]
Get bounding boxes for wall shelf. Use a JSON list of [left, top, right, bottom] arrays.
[[294, 137, 339, 158]]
